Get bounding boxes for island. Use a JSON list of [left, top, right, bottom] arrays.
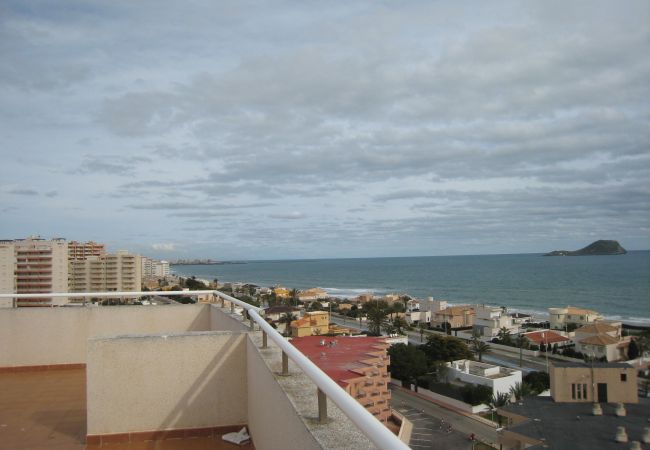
[[544, 240, 627, 256]]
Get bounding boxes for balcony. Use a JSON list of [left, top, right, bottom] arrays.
[[0, 290, 409, 450]]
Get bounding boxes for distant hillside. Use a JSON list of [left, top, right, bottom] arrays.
[[545, 240, 627, 256]]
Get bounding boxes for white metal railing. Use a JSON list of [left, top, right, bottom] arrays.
[[0, 290, 410, 450]]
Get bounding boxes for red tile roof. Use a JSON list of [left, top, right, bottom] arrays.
[[523, 330, 571, 345], [291, 336, 387, 387]]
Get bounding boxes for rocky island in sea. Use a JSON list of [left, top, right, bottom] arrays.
[[544, 240, 627, 256]]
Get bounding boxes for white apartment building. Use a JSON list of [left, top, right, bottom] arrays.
[[474, 305, 520, 338], [141, 257, 170, 278], [446, 359, 523, 397], [0, 237, 69, 306], [68, 241, 105, 260], [548, 306, 604, 330]]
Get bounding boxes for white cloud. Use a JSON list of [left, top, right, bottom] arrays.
[[152, 243, 176, 251]]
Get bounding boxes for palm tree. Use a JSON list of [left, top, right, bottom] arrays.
[[279, 312, 297, 337], [515, 335, 528, 367], [472, 339, 491, 362], [498, 327, 513, 345], [509, 382, 532, 401]]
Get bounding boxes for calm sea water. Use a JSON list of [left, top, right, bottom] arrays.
[[172, 251, 650, 325]]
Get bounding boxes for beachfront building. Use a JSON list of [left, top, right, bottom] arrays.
[[291, 336, 392, 423], [0, 236, 69, 307], [141, 257, 170, 278], [355, 293, 375, 304], [432, 305, 475, 329], [473, 305, 520, 338], [573, 323, 630, 362], [521, 330, 572, 350], [297, 288, 328, 302], [273, 286, 291, 299], [445, 359, 522, 397], [548, 305, 604, 330], [290, 311, 331, 337], [69, 251, 143, 302]]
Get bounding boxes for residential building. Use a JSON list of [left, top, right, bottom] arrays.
[[297, 287, 328, 302], [521, 330, 572, 349], [432, 305, 475, 329], [573, 323, 630, 361], [473, 305, 520, 337], [291, 335, 392, 423], [141, 257, 170, 278], [497, 362, 643, 449], [0, 236, 69, 306], [67, 241, 105, 260], [290, 311, 330, 337], [68, 251, 142, 302], [550, 362, 638, 403], [105, 251, 141, 293], [273, 286, 291, 299], [548, 305, 603, 330], [445, 359, 522, 397], [0, 241, 15, 307]]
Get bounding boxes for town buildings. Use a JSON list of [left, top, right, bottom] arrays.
[[297, 287, 328, 302], [548, 305, 604, 329], [473, 305, 520, 338], [521, 329, 572, 350], [291, 335, 392, 423], [497, 361, 642, 449], [433, 304, 475, 329], [141, 257, 170, 278], [1, 237, 144, 306], [573, 323, 630, 362]]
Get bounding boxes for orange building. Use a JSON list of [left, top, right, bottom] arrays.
[[290, 311, 330, 337], [291, 336, 392, 423], [68, 241, 105, 260]]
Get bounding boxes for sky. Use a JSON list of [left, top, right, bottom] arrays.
[[1, 1, 649, 260]]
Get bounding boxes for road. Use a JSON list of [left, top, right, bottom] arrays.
[[331, 313, 548, 373], [391, 388, 499, 449]]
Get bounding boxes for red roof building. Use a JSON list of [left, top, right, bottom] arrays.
[[291, 336, 391, 423], [523, 330, 571, 346]]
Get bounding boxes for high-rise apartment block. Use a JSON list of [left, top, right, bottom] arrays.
[[68, 241, 105, 260], [141, 257, 170, 278], [1, 237, 143, 306], [0, 236, 69, 306]]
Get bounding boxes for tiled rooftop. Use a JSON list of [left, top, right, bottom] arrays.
[[0, 368, 254, 450]]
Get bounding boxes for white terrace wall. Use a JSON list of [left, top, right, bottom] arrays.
[[87, 331, 248, 435], [0, 304, 211, 367]]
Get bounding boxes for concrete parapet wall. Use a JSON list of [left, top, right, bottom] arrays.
[[0, 304, 211, 367], [210, 304, 251, 332], [87, 331, 248, 435]]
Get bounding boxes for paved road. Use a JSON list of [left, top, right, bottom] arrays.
[[331, 314, 548, 373], [392, 388, 498, 449]]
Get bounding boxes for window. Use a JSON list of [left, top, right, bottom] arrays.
[[621, 373, 627, 382], [572, 383, 589, 400]]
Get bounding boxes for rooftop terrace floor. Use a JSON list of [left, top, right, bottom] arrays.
[[0, 368, 254, 450]]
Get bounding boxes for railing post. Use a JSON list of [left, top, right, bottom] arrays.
[[318, 388, 328, 423], [282, 351, 289, 375], [262, 331, 268, 348], [230, 302, 234, 313], [249, 316, 255, 331]]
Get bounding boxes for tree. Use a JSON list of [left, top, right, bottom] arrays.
[[628, 339, 640, 360], [392, 317, 409, 335], [472, 339, 491, 362], [515, 334, 528, 367], [279, 312, 297, 337], [491, 392, 510, 408], [290, 288, 298, 306], [388, 344, 429, 392], [366, 304, 389, 336], [509, 382, 532, 401], [421, 334, 472, 362], [497, 327, 513, 345], [523, 371, 550, 394]]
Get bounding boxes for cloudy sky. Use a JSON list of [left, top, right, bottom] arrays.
[[1, 1, 648, 260]]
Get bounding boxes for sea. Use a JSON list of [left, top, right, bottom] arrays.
[[171, 251, 650, 325]]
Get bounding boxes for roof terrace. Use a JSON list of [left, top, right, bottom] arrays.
[[0, 290, 410, 450]]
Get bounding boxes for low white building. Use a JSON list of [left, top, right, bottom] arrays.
[[445, 359, 523, 397], [473, 305, 520, 338], [548, 306, 603, 330]]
